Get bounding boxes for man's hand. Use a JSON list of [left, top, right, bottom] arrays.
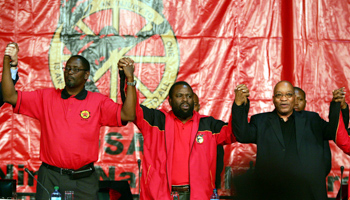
[[2, 42, 19, 106], [118, 57, 137, 122], [333, 87, 347, 109], [118, 57, 135, 82], [4, 42, 19, 67], [234, 84, 250, 106]]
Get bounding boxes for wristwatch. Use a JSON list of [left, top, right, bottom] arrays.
[[127, 80, 137, 86], [10, 62, 18, 68]]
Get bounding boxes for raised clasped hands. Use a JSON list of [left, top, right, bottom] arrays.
[[333, 87, 347, 109], [4, 42, 19, 67], [234, 84, 250, 106], [118, 57, 135, 81]]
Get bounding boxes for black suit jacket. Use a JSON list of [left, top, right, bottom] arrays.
[[232, 101, 341, 200], [0, 72, 19, 107]]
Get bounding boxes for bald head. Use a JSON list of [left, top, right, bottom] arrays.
[[274, 81, 294, 94]]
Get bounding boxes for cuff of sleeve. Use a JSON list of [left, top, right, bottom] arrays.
[[116, 104, 123, 126], [13, 90, 21, 113], [10, 68, 18, 81], [233, 99, 250, 110]]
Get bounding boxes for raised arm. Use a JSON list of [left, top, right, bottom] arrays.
[[325, 87, 347, 141], [335, 112, 350, 154], [118, 57, 136, 122], [332, 87, 349, 129], [234, 84, 250, 106], [232, 84, 255, 143], [2, 43, 19, 106], [332, 87, 350, 154]]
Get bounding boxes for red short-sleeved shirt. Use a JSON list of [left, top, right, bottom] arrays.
[[171, 113, 193, 186], [14, 88, 123, 170]]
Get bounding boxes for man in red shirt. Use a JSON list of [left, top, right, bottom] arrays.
[[133, 81, 236, 200], [193, 92, 224, 190], [331, 87, 350, 200], [2, 44, 137, 200]]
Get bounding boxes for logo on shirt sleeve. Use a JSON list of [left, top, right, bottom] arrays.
[[80, 110, 90, 119]]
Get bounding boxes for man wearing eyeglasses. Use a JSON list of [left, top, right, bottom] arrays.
[[1, 44, 137, 200], [232, 80, 342, 200]]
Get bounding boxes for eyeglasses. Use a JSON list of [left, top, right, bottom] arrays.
[[62, 67, 87, 74], [274, 93, 294, 99]]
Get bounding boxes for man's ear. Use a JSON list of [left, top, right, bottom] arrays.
[[168, 97, 172, 106], [84, 71, 90, 80]]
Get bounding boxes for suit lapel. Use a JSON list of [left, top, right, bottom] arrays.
[[294, 111, 306, 151], [269, 112, 285, 147]]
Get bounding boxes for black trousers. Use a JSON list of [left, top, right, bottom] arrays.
[[178, 191, 190, 200], [172, 191, 190, 200], [35, 164, 99, 200]]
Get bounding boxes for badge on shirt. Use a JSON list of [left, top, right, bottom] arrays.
[[80, 110, 90, 119], [196, 134, 204, 144]]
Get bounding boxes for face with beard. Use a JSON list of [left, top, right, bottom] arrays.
[[169, 84, 194, 122]]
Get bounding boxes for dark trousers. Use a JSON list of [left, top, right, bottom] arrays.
[[35, 164, 99, 200], [178, 191, 190, 200], [172, 191, 190, 200]]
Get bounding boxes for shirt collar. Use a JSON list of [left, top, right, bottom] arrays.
[[169, 110, 194, 123], [61, 87, 88, 100], [273, 109, 295, 121]]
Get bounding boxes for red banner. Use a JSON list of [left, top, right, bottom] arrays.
[[0, 0, 350, 198]]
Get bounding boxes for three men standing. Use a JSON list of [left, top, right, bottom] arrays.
[[2, 42, 346, 200]]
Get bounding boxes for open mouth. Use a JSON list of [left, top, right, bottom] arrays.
[[181, 103, 189, 110], [280, 103, 289, 108]]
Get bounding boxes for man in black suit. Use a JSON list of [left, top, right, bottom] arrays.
[[294, 87, 349, 177], [232, 81, 341, 200], [1, 43, 19, 107]]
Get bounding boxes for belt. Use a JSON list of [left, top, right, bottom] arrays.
[[172, 185, 190, 192], [42, 162, 94, 175]]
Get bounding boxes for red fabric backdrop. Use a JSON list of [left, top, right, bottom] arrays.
[[0, 0, 349, 198]]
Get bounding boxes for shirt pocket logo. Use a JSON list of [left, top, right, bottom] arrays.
[[80, 110, 90, 119]]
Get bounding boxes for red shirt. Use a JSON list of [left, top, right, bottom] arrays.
[[171, 112, 193, 185], [14, 88, 123, 170]]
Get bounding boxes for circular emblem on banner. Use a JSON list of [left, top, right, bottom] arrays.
[[196, 135, 204, 144], [49, 0, 180, 108], [80, 110, 90, 119]]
